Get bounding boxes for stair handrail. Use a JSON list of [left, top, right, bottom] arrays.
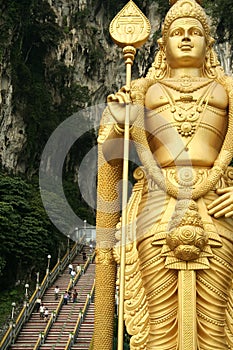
[[34, 308, 55, 350], [89, 279, 95, 303], [64, 279, 95, 350], [64, 313, 82, 350], [32, 295, 69, 349], [32, 259, 84, 350], [0, 291, 40, 350], [82, 250, 96, 275], [0, 236, 86, 350], [0, 323, 13, 350], [33, 334, 41, 350], [53, 294, 64, 320], [66, 251, 95, 292]]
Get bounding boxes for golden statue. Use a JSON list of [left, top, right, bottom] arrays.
[[94, 0, 233, 349]]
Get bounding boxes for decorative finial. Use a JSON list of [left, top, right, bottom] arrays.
[[109, 0, 151, 49], [169, 0, 202, 5]]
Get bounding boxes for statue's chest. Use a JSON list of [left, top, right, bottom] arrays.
[[144, 80, 228, 138]]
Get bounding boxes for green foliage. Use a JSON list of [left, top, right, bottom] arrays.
[[0, 3, 96, 270], [0, 172, 66, 289], [0, 286, 25, 331], [113, 315, 130, 349]]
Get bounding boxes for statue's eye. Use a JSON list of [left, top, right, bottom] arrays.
[[192, 28, 202, 36], [171, 29, 182, 36]]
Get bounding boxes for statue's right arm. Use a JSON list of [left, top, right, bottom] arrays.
[[98, 77, 153, 163], [107, 85, 141, 125], [98, 85, 139, 163]]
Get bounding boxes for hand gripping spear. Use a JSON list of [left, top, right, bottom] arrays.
[[109, 2, 150, 349]]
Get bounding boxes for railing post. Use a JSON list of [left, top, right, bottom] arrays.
[[52, 310, 57, 322], [36, 272, 40, 290], [79, 308, 83, 321], [69, 332, 74, 345], [25, 301, 29, 321], [40, 332, 45, 344], [10, 322, 16, 344]]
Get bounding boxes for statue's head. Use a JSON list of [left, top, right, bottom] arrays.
[[147, 0, 222, 79], [162, 0, 210, 42]]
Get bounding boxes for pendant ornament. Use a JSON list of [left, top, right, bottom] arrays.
[[159, 78, 215, 137], [166, 199, 208, 260]]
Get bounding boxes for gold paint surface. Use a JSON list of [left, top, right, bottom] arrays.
[[94, 0, 233, 349], [109, 0, 150, 48]]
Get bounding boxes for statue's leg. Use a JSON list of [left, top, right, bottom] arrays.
[[197, 236, 233, 349], [138, 235, 178, 350]]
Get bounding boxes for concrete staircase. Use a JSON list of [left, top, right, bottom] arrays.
[[40, 264, 95, 350], [71, 302, 94, 349], [9, 248, 95, 350]]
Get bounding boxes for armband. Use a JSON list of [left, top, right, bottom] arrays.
[[113, 123, 133, 135]]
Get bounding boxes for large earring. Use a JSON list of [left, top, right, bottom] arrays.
[[146, 38, 168, 80], [204, 46, 220, 79]]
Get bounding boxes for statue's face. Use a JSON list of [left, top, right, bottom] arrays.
[[165, 17, 206, 69]]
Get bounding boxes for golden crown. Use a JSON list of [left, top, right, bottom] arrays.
[[163, 0, 210, 39], [169, 0, 202, 4]]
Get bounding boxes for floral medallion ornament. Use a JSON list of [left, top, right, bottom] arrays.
[[166, 199, 208, 260]]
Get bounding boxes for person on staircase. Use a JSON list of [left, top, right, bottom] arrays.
[[71, 288, 78, 303], [35, 296, 41, 312], [76, 263, 82, 275], [54, 285, 60, 300], [39, 303, 45, 319], [63, 291, 69, 305], [68, 263, 73, 274], [70, 268, 76, 286], [44, 307, 49, 322]]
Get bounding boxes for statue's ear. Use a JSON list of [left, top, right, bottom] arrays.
[[208, 36, 215, 48], [157, 37, 165, 50]]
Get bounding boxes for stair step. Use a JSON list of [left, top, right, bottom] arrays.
[[8, 255, 95, 350]]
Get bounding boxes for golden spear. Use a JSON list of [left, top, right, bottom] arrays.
[[109, 2, 150, 349]]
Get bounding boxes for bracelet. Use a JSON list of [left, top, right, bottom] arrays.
[[113, 123, 133, 135]]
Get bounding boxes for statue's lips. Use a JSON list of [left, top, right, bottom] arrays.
[[180, 44, 193, 51]]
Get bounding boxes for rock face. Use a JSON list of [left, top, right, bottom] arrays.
[[48, 0, 160, 102], [0, 0, 232, 173], [0, 51, 27, 172]]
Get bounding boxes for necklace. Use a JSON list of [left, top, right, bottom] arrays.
[[131, 75, 233, 207], [161, 76, 212, 93], [158, 81, 216, 137]]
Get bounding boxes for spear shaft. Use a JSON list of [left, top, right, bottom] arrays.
[[109, 2, 150, 348], [118, 46, 135, 350]]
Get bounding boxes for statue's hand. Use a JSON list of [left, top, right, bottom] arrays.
[[207, 187, 233, 218], [107, 86, 139, 125]]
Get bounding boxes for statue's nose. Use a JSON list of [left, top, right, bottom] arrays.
[[182, 30, 191, 41]]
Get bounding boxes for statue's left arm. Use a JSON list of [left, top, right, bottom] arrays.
[[207, 187, 233, 218]]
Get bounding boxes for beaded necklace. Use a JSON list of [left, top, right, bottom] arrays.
[[161, 76, 212, 93], [158, 80, 216, 137]]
